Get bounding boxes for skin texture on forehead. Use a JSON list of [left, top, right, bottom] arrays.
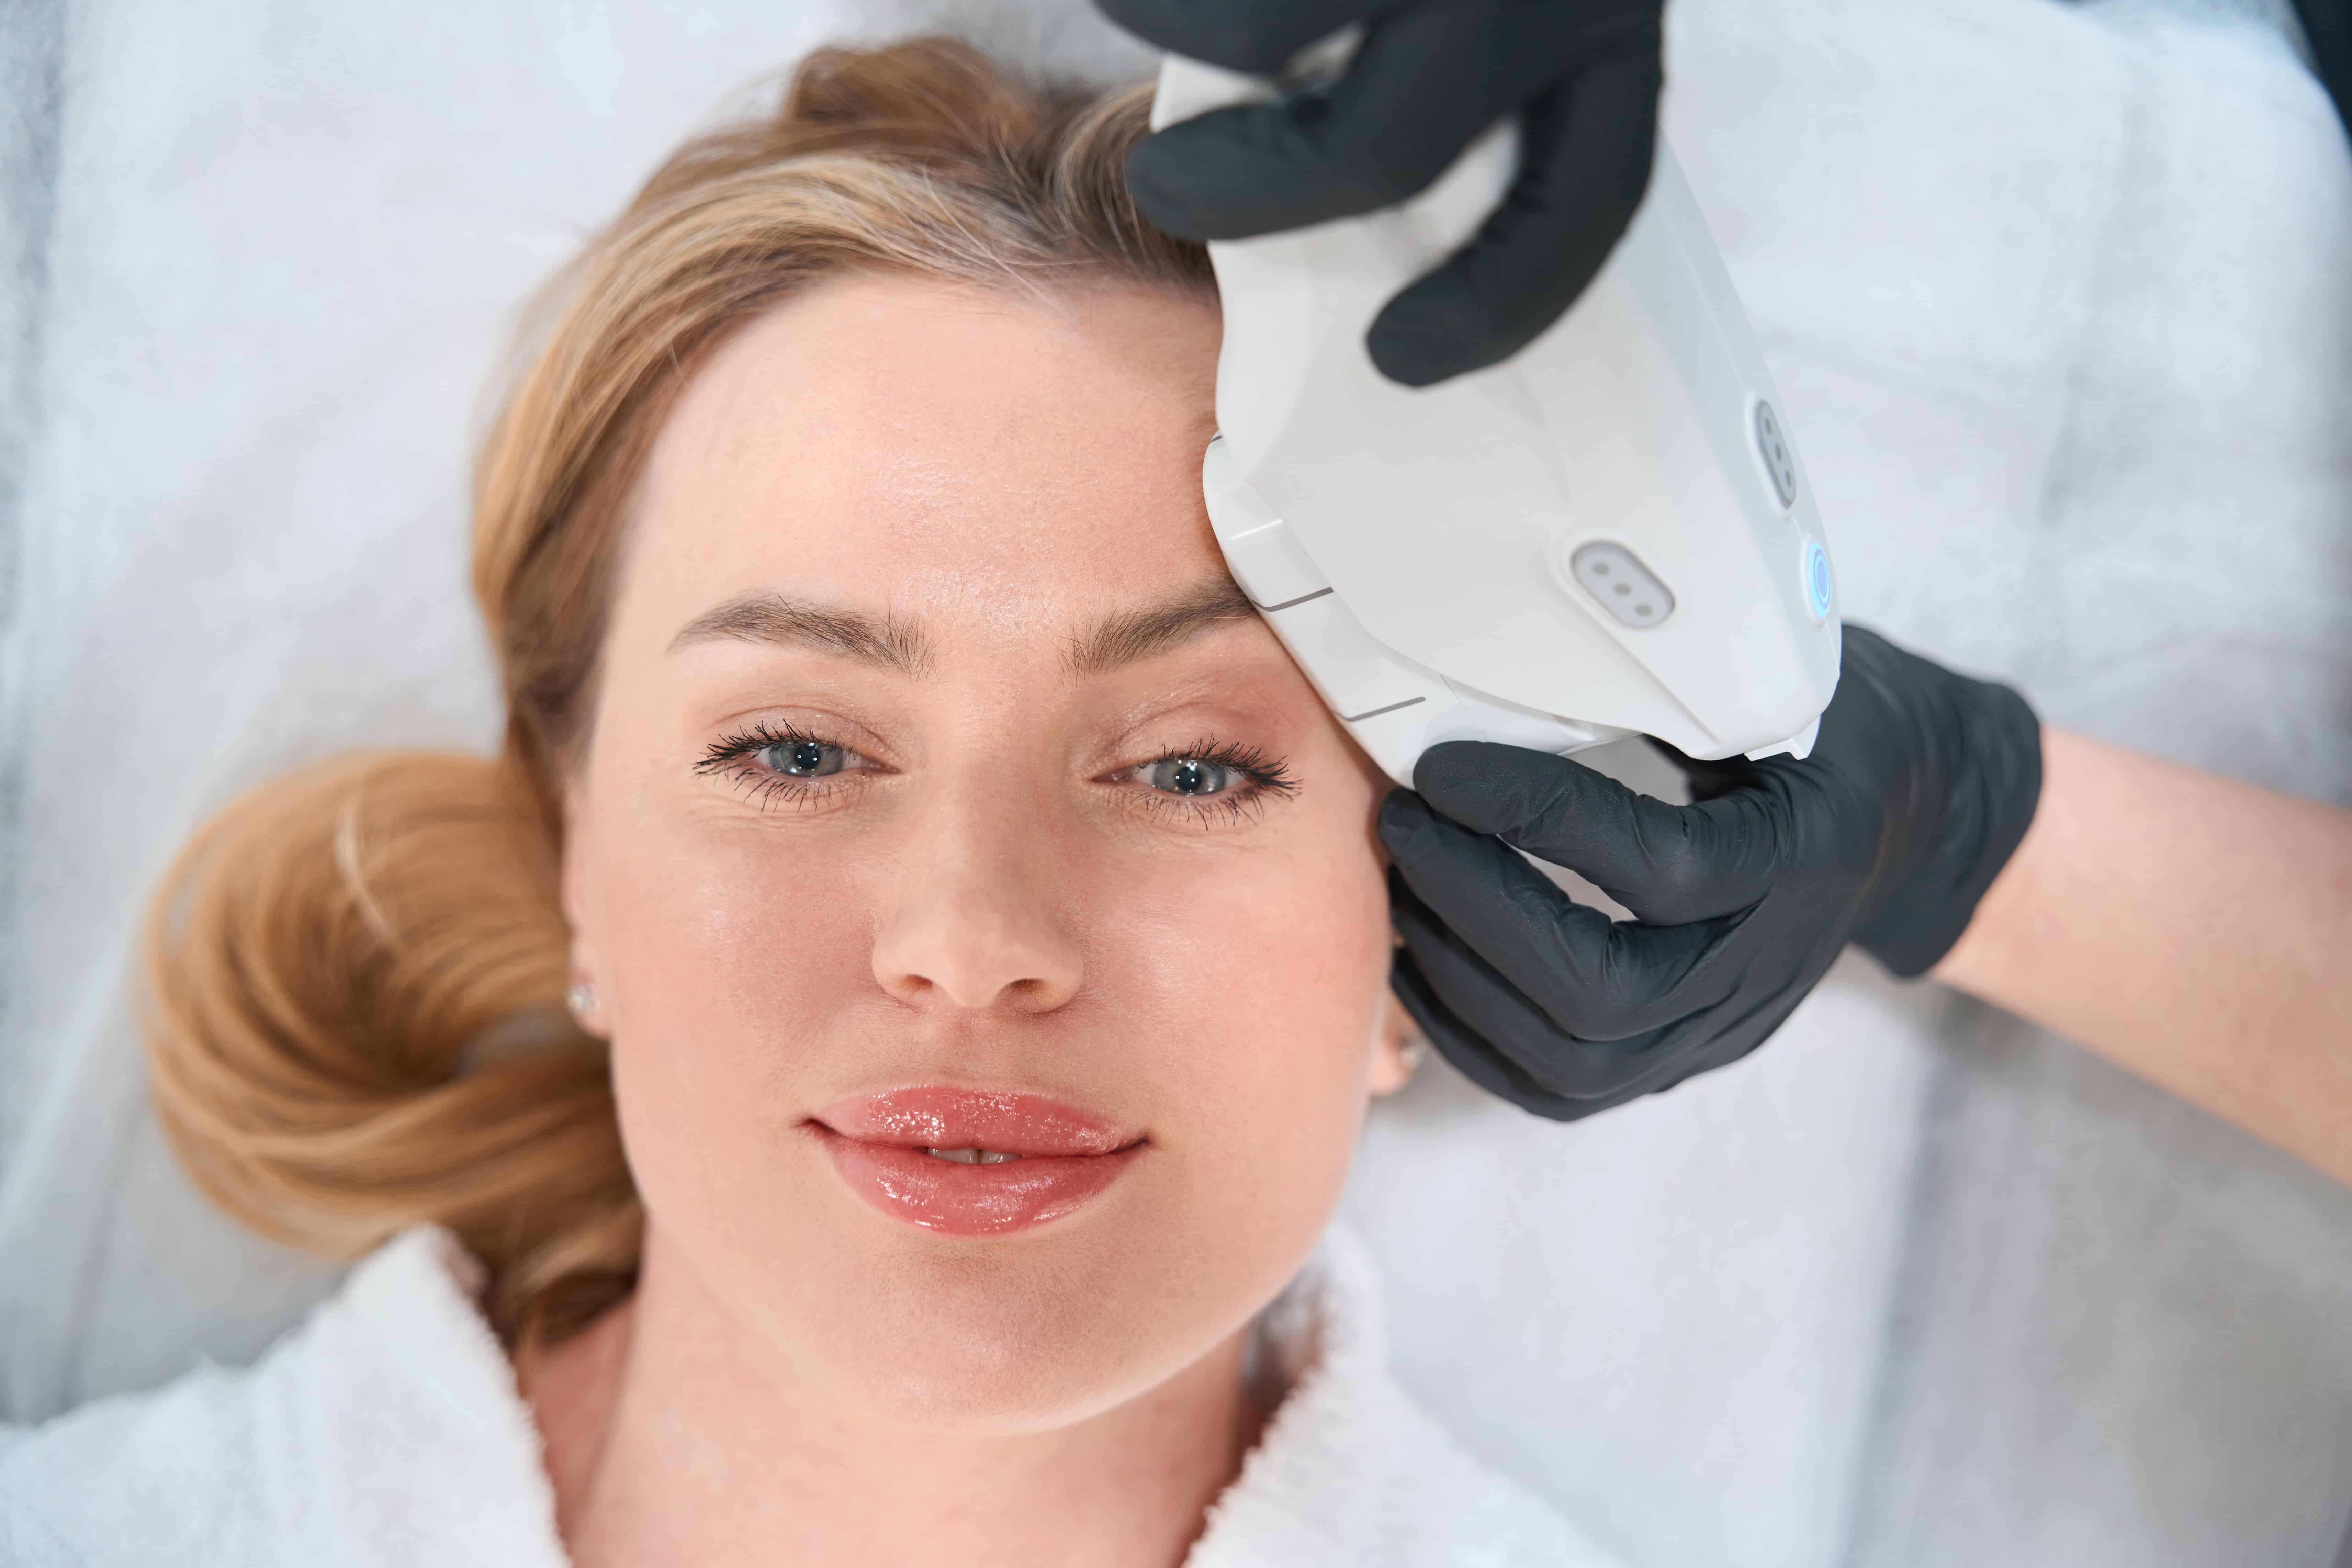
[[640, 277, 1220, 635], [540, 273, 1408, 1567]]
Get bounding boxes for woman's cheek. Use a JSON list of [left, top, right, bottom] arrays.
[[1149, 873, 1388, 1317], [605, 814, 877, 1105], [1117, 835, 1389, 1160]]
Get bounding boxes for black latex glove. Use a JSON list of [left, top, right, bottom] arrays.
[[1099, 0, 1664, 387], [1379, 625, 2043, 1121]]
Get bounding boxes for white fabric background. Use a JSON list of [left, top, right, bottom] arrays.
[[0, 2, 2347, 1565]]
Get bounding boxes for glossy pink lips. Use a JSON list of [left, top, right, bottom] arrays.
[[812, 1086, 1146, 1236]]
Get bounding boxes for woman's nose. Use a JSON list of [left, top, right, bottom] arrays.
[[869, 785, 1083, 1014]]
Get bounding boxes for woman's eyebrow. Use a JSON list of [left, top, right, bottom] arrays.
[[1068, 579, 1258, 676], [667, 593, 933, 676]]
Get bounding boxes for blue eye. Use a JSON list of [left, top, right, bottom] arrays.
[[1143, 757, 1234, 797], [759, 737, 846, 778]]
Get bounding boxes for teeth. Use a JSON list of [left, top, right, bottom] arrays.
[[923, 1147, 1019, 1164]]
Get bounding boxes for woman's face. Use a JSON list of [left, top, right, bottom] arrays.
[[563, 274, 1404, 1430]]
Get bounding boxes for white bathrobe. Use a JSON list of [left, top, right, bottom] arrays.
[[0, 1226, 1618, 1566]]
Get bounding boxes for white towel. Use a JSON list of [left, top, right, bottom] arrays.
[[1, 1224, 1617, 1567]]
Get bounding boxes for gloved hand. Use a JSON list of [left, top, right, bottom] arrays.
[[1379, 625, 2043, 1120], [1098, 0, 1664, 387]]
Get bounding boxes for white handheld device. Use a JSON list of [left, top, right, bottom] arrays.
[[1152, 56, 1842, 787]]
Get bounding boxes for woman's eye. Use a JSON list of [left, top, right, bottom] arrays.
[[694, 725, 880, 810], [758, 737, 848, 778], [1140, 757, 1235, 797], [1115, 743, 1297, 823]]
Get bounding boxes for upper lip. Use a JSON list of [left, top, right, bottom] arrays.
[[812, 1085, 1143, 1159]]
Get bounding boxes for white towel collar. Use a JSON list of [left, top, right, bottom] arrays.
[[5, 1224, 1612, 1566]]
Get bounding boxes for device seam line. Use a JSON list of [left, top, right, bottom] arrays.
[[1257, 587, 1333, 612], [1341, 696, 1426, 723]]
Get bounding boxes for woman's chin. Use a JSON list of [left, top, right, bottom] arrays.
[[776, 1216, 1245, 1433], [832, 1300, 1188, 1432]]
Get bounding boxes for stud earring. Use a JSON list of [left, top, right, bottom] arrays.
[[1398, 1036, 1426, 1073], [565, 981, 598, 1020]]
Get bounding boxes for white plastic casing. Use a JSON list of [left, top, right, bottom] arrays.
[[1155, 56, 1842, 787]]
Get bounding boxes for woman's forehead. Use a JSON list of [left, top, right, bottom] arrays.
[[628, 274, 1226, 647]]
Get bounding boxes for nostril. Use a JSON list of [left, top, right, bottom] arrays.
[[1000, 974, 1074, 1013]]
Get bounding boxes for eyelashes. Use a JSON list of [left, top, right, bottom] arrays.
[[1128, 737, 1299, 827], [695, 720, 865, 813], [694, 719, 1299, 826]]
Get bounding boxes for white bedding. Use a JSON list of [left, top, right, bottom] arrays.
[[1, 2, 2347, 1565]]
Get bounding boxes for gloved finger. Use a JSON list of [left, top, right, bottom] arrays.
[[1389, 949, 1599, 1121], [1397, 749, 1790, 924], [1392, 872, 1653, 1087], [1123, 2, 1558, 240], [1393, 947, 1724, 1116], [1094, 0, 1390, 75], [1387, 836, 1746, 1046], [1368, 32, 1661, 384]]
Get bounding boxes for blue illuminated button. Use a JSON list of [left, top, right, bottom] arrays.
[[1803, 539, 1833, 621]]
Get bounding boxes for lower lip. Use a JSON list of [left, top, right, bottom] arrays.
[[814, 1129, 1145, 1236]]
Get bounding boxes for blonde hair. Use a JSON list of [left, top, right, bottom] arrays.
[[143, 39, 1212, 1347]]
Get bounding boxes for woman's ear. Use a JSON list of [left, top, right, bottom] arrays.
[[559, 789, 611, 1038], [1366, 988, 1423, 1098]]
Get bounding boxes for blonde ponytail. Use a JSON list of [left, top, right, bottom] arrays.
[[145, 751, 638, 1342]]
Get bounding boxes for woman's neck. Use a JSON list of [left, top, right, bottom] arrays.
[[522, 1238, 1269, 1568]]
